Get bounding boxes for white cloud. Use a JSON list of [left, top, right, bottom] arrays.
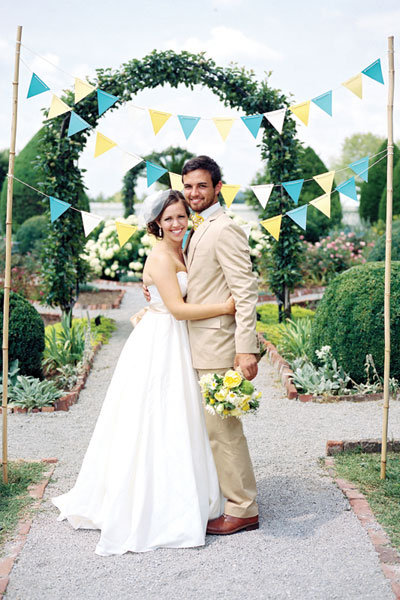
[[30, 53, 60, 74], [356, 9, 400, 31], [165, 26, 282, 64], [212, 0, 243, 6]]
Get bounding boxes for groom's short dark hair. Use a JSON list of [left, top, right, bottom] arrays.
[[182, 155, 222, 187]]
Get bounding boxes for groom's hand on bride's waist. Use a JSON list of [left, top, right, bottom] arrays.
[[142, 284, 151, 302], [234, 353, 258, 380]]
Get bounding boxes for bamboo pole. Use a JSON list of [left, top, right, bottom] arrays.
[[2, 25, 22, 484], [380, 35, 395, 480]]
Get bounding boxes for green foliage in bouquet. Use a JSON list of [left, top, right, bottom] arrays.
[[199, 369, 261, 418]]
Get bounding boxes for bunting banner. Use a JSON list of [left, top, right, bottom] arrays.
[[146, 161, 168, 187], [115, 221, 137, 247], [177, 115, 200, 139], [169, 172, 184, 192], [282, 179, 304, 205], [250, 184, 274, 209], [313, 171, 335, 194], [220, 184, 241, 208], [50, 197, 71, 222], [97, 89, 119, 116], [335, 177, 358, 201], [81, 211, 102, 237], [342, 73, 363, 99], [94, 132, 117, 158], [260, 215, 282, 241], [213, 118, 235, 141], [286, 205, 308, 230], [289, 101, 310, 126], [47, 95, 72, 120], [309, 194, 331, 218], [241, 224, 252, 239], [75, 78, 96, 103], [264, 108, 286, 134], [27, 73, 50, 98], [122, 152, 143, 173], [349, 156, 369, 182], [311, 91, 333, 116], [362, 59, 384, 84], [240, 114, 263, 139], [68, 111, 91, 136], [149, 109, 172, 135]]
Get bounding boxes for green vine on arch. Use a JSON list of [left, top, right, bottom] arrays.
[[36, 49, 303, 318]]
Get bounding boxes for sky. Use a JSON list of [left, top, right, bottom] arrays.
[[0, 0, 398, 199]]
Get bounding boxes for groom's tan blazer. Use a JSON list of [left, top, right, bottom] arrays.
[[185, 206, 259, 369]]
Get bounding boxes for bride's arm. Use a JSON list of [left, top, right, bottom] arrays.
[[147, 254, 233, 321]]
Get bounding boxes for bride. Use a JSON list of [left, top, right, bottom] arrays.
[[52, 189, 235, 556]]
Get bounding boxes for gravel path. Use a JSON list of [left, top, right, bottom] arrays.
[[2, 284, 399, 600]]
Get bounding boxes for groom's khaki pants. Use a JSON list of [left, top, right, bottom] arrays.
[[197, 368, 258, 519]]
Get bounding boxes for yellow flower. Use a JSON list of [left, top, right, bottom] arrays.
[[242, 403, 250, 411], [209, 398, 215, 405], [215, 388, 228, 401], [230, 408, 241, 417], [223, 409, 230, 415], [223, 370, 242, 389]]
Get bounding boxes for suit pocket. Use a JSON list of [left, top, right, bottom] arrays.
[[190, 317, 221, 329]]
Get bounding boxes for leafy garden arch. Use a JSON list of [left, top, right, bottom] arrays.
[[37, 50, 303, 316]]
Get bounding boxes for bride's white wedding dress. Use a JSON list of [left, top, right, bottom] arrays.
[[52, 271, 223, 555]]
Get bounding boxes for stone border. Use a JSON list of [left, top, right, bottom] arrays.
[[259, 335, 385, 404], [75, 287, 125, 310], [326, 439, 400, 456], [0, 342, 101, 415], [258, 286, 325, 304], [0, 458, 57, 599], [325, 455, 400, 598]]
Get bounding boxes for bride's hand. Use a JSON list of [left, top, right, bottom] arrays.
[[224, 295, 236, 315]]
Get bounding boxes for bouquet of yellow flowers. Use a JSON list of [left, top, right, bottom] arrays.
[[199, 369, 261, 418]]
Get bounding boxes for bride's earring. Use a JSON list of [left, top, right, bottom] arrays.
[[159, 226, 162, 237]]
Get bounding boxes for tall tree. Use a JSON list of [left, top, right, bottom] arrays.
[[331, 132, 385, 186]]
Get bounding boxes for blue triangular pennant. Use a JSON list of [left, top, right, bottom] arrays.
[[311, 91, 332, 116], [27, 73, 50, 98], [146, 161, 168, 187], [68, 112, 91, 136], [97, 89, 119, 116], [240, 114, 263, 139], [349, 156, 370, 182], [362, 59, 384, 85], [282, 179, 304, 205], [286, 205, 308, 230], [335, 177, 358, 202], [177, 115, 200, 140], [50, 197, 71, 222]]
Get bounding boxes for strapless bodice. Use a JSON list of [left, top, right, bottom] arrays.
[[148, 271, 187, 313]]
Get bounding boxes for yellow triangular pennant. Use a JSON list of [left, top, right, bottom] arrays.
[[342, 73, 363, 99], [289, 101, 311, 126], [47, 95, 72, 120], [212, 118, 235, 141], [115, 221, 137, 247], [74, 78, 96, 103], [169, 172, 184, 192], [313, 171, 335, 194], [94, 132, 117, 158], [309, 194, 331, 218], [149, 109, 172, 135], [260, 215, 282, 241], [221, 184, 241, 208]]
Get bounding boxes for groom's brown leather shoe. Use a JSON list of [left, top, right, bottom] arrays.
[[206, 514, 259, 535]]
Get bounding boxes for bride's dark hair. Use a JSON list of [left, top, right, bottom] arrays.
[[147, 190, 190, 239]]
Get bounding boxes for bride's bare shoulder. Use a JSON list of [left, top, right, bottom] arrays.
[[145, 246, 175, 272]]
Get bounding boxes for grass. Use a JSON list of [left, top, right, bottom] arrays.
[[256, 304, 315, 347], [334, 451, 400, 550], [0, 461, 48, 549]]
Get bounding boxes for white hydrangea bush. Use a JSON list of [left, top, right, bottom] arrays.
[[226, 211, 270, 276]]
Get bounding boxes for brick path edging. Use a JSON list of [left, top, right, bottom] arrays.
[[326, 439, 400, 456], [325, 456, 400, 599], [75, 288, 126, 310], [0, 458, 57, 599]]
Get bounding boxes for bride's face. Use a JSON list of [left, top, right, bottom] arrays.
[[158, 200, 188, 244]]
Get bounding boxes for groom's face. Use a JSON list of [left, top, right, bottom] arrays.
[[182, 169, 222, 214]]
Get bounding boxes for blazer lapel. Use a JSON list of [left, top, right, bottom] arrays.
[[187, 207, 225, 268]]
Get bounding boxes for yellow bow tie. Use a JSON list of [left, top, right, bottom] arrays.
[[192, 213, 204, 230]]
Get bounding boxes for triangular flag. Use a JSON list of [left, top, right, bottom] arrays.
[[289, 101, 311, 126], [47, 95, 72, 120], [241, 224, 252, 239], [81, 211, 102, 236], [94, 132, 117, 158], [68, 112, 90, 136], [74, 78, 96, 103], [313, 171, 335, 194], [115, 221, 137, 247], [362, 59, 384, 85], [309, 194, 331, 218], [27, 73, 50, 98], [221, 184, 241, 208], [335, 177, 358, 201], [97, 89, 119, 116], [286, 205, 308, 230], [349, 156, 370, 182], [250, 184, 274, 209], [240, 114, 263, 139], [260, 215, 282, 241], [146, 161, 168, 187], [282, 179, 304, 205], [50, 197, 71, 222], [212, 118, 235, 141], [169, 172, 184, 192], [149, 109, 172, 135], [122, 152, 143, 173], [311, 91, 332, 116], [264, 108, 286, 134], [342, 73, 363, 99], [177, 115, 200, 139]]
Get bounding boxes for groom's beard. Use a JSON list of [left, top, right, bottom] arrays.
[[187, 195, 219, 213]]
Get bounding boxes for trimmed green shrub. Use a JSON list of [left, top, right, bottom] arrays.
[[367, 221, 400, 262], [0, 290, 45, 378], [378, 158, 400, 222], [16, 215, 48, 254], [309, 262, 400, 382]]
